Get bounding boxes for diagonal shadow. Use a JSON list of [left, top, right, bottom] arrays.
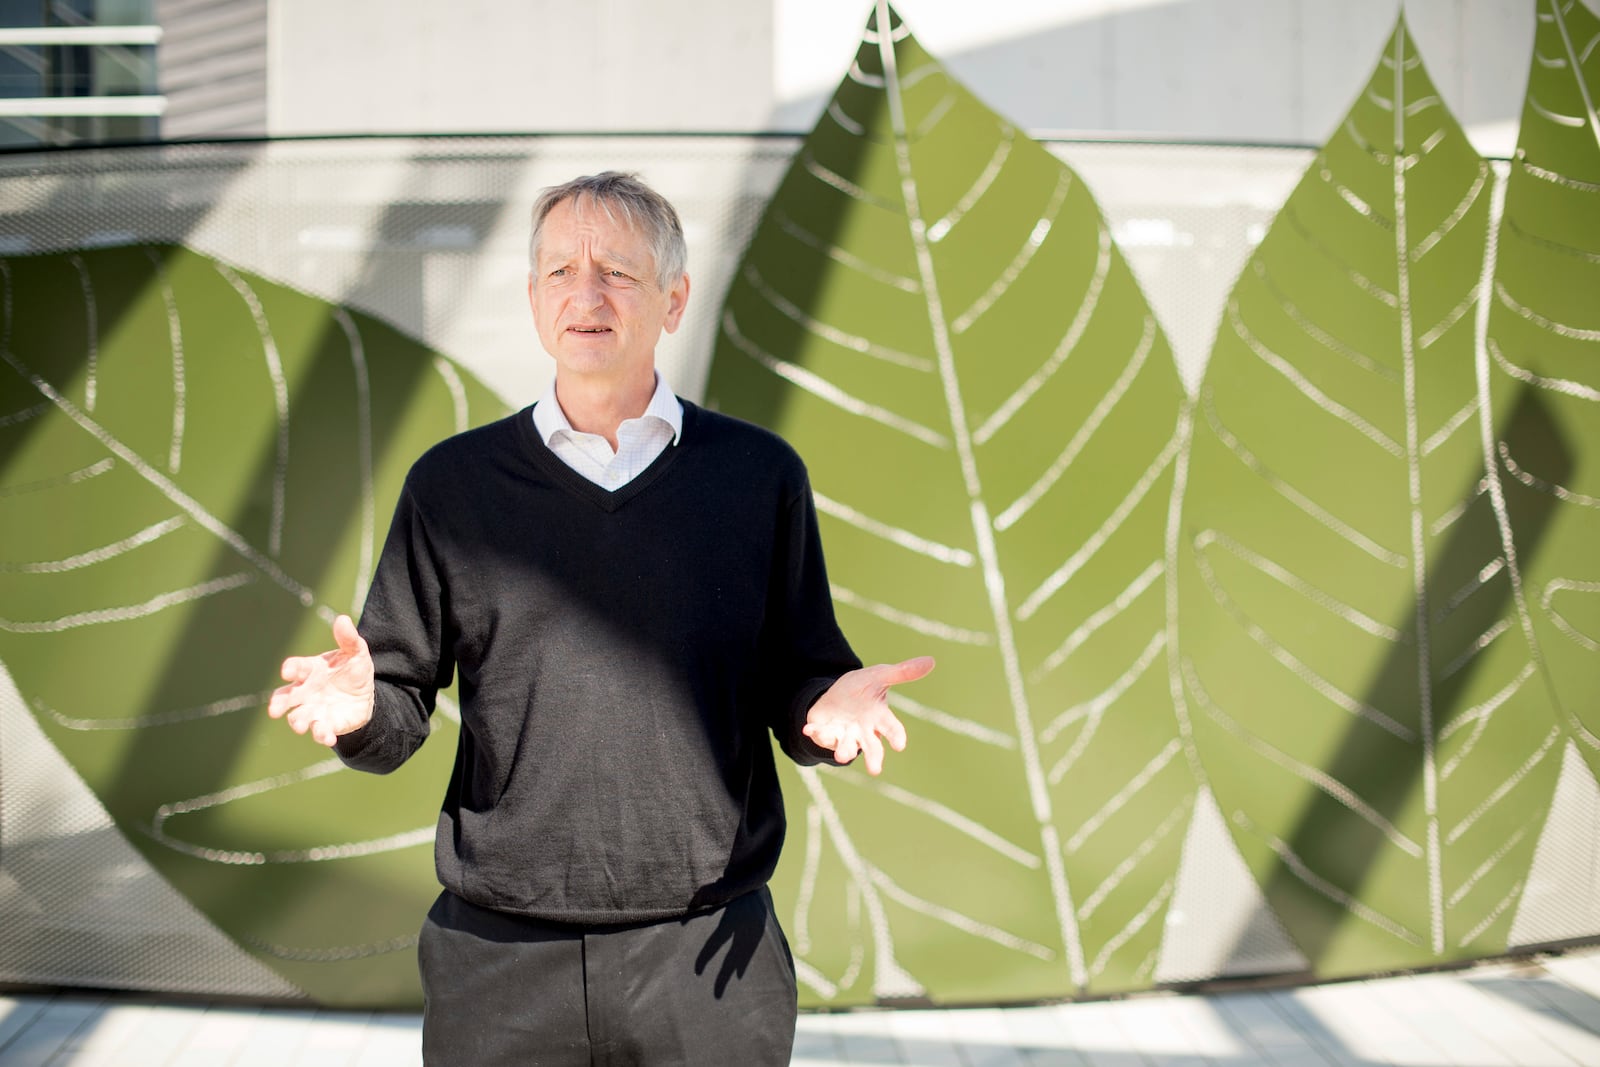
[[1252, 383, 1574, 970]]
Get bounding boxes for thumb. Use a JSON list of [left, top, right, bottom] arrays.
[[877, 656, 935, 687], [332, 614, 365, 656]]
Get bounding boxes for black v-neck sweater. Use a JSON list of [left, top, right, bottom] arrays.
[[335, 401, 861, 923]]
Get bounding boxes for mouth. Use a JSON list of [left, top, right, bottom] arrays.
[[568, 326, 613, 334]]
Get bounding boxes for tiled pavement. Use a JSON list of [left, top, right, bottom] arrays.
[[3, 945, 1599, 1065]]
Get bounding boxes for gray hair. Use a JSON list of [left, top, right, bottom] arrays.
[[528, 171, 687, 290]]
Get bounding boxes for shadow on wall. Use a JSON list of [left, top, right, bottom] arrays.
[[772, 0, 1532, 149]]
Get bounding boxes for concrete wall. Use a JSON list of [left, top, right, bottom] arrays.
[[253, 0, 1562, 158]]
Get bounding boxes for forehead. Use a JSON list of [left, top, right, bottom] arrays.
[[537, 197, 654, 266]]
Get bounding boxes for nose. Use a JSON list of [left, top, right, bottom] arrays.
[[572, 267, 606, 311]]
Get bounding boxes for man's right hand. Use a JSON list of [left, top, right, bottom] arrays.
[[268, 613, 376, 747]]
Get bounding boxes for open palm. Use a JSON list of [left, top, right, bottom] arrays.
[[267, 613, 376, 747]]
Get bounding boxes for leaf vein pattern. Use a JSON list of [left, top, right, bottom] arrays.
[[149, 757, 434, 864], [1251, 261, 1398, 380], [1412, 163, 1489, 261], [147, 249, 186, 473], [1434, 557, 1506, 625], [1191, 535, 1416, 740], [1016, 426, 1182, 621], [1046, 642, 1166, 789], [1087, 879, 1174, 980], [1233, 811, 1425, 946], [1202, 389, 1406, 565], [844, 776, 1040, 868], [1500, 442, 1600, 506], [0, 347, 330, 616], [994, 314, 1155, 531], [1418, 289, 1480, 350], [1064, 738, 1182, 855], [814, 490, 974, 566], [1077, 799, 1192, 921], [797, 765, 922, 998], [912, 91, 957, 140], [1543, 580, 1600, 652], [830, 582, 992, 645], [1518, 158, 1600, 192], [1446, 822, 1533, 910], [802, 151, 900, 211], [926, 127, 1013, 243], [1195, 529, 1404, 641], [867, 867, 1054, 961], [951, 169, 1072, 335], [1497, 280, 1600, 341], [722, 310, 949, 448], [1230, 300, 1403, 455], [41, 689, 271, 731], [334, 308, 376, 616], [1488, 339, 1600, 403], [432, 357, 469, 434], [0, 457, 113, 497], [0, 515, 185, 573], [1445, 729, 1560, 846], [0, 399, 48, 426], [974, 225, 1114, 446], [68, 254, 98, 412], [744, 263, 933, 371], [1317, 161, 1396, 230], [1283, 208, 1398, 307], [875, 4, 1082, 984], [1440, 661, 1535, 747], [1182, 658, 1422, 855], [776, 211, 920, 292], [1421, 397, 1481, 455], [887, 691, 1015, 748], [1457, 882, 1522, 947], [1429, 476, 1489, 537], [0, 572, 254, 633], [1505, 214, 1600, 264], [1033, 560, 1163, 681], [827, 99, 867, 136], [215, 263, 290, 558]]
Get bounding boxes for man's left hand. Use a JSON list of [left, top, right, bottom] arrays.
[[803, 657, 935, 775]]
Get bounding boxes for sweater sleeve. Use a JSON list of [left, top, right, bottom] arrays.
[[334, 479, 455, 774], [767, 473, 863, 766]]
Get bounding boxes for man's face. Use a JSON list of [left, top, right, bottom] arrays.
[[528, 198, 689, 385]]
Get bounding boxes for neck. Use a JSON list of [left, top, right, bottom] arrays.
[[554, 369, 656, 449]]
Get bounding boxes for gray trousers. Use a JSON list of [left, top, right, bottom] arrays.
[[417, 887, 798, 1066]]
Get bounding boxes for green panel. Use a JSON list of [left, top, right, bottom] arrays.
[[1489, 0, 1600, 779], [0, 244, 509, 1007], [705, 4, 1189, 1005], [1177, 16, 1575, 981]]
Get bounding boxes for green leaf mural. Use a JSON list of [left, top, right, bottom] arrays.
[[706, 4, 1189, 1004], [0, 244, 507, 1006], [1488, 0, 1600, 778], [1176, 14, 1587, 980]]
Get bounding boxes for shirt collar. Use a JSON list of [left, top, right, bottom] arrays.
[[532, 372, 683, 446]]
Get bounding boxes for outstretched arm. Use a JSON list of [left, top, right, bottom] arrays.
[[802, 656, 934, 775], [267, 613, 376, 748]]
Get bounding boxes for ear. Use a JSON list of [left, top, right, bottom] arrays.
[[662, 273, 690, 335], [526, 273, 536, 318]]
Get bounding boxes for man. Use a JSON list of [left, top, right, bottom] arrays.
[[268, 171, 933, 1065]]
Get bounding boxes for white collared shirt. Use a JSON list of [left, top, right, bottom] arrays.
[[532, 374, 683, 491]]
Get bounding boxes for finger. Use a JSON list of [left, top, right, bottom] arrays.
[[874, 656, 936, 687], [267, 683, 302, 718], [332, 613, 366, 657], [879, 711, 908, 752], [285, 707, 311, 735], [832, 728, 860, 766], [803, 722, 839, 750], [860, 729, 885, 776], [280, 656, 317, 683], [311, 719, 339, 747]]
